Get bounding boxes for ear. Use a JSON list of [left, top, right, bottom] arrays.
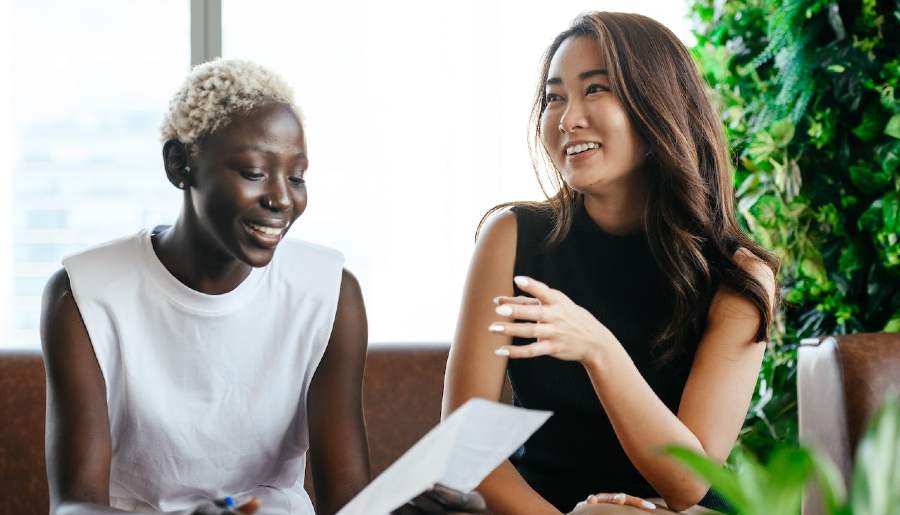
[[162, 140, 192, 190]]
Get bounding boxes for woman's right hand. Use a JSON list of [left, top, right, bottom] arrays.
[[392, 484, 486, 514], [189, 496, 261, 515]]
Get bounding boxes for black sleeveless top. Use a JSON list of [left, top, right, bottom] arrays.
[[507, 201, 724, 512]]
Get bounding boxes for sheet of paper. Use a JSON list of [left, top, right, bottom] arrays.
[[336, 398, 551, 515]]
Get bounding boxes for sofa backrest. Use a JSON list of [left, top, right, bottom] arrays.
[[0, 349, 48, 515], [0, 344, 510, 514], [798, 332, 900, 515]]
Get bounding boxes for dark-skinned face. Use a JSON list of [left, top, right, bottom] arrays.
[[188, 102, 308, 268]]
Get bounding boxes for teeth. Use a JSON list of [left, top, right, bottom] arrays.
[[246, 222, 284, 237], [566, 142, 601, 156]]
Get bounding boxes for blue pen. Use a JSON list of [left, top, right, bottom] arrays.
[[223, 496, 237, 510]]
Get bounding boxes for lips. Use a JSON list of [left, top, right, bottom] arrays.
[[562, 140, 603, 162], [242, 220, 288, 248], [565, 141, 602, 156]]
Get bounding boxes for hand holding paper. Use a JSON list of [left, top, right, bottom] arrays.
[[337, 398, 551, 515]]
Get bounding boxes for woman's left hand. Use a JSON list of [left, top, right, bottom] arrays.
[[571, 492, 657, 512], [490, 276, 617, 364]]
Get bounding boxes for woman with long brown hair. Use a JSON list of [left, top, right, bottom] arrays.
[[442, 12, 777, 515]]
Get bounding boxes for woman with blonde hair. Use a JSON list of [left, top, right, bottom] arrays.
[[443, 12, 777, 515], [42, 59, 483, 515]]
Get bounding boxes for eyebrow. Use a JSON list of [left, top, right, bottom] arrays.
[[546, 68, 608, 86], [230, 145, 307, 159]]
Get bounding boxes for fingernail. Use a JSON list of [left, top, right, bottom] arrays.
[[642, 500, 656, 510], [613, 493, 625, 503], [492, 296, 501, 305], [513, 276, 529, 287], [494, 347, 510, 356], [488, 323, 505, 333], [495, 304, 513, 316]]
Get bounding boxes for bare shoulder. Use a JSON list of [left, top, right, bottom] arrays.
[[43, 268, 73, 308], [467, 208, 518, 289], [732, 247, 776, 301], [41, 268, 78, 349], [338, 267, 363, 302], [703, 248, 776, 335], [477, 208, 518, 248], [328, 267, 367, 354]]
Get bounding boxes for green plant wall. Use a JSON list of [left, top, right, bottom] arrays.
[[689, 0, 900, 457]]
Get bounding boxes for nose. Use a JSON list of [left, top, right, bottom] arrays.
[[262, 177, 291, 211], [558, 97, 588, 134]]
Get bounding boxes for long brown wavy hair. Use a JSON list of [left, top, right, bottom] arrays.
[[480, 12, 779, 362]]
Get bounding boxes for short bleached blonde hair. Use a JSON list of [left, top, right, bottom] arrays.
[[159, 58, 301, 150]]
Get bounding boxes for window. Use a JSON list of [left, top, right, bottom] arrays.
[[3, 0, 189, 348], [1, 0, 691, 348], [222, 0, 692, 342]]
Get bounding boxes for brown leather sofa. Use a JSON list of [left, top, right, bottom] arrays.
[[0, 343, 509, 515], [798, 332, 900, 515]]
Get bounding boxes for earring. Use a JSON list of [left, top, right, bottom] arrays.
[[184, 165, 191, 173], [178, 181, 185, 189]]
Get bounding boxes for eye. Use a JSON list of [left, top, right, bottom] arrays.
[[239, 168, 264, 180], [289, 175, 306, 186], [544, 92, 563, 104], [586, 83, 609, 95]]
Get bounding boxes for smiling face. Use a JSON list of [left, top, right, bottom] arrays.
[[539, 36, 648, 194], [186, 101, 308, 267]]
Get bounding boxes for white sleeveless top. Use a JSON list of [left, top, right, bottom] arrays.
[[62, 229, 345, 514]]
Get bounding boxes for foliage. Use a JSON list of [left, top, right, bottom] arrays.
[[690, 0, 900, 458], [664, 394, 900, 515]]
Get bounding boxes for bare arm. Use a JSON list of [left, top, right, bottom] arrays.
[[584, 252, 773, 510], [307, 269, 371, 515], [42, 269, 151, 515], [441, 211, 561, 515], [41, 269, 251, 515], [496, 251, 775, 511]]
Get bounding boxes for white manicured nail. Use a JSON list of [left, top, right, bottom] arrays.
[[492, 296, 501, 305], [513, 276, 529, 287], [495, 304, 513, 316], [642, 500, 656, 510], [613, 493, 625, 503], [488, 323, 505, 333], [494, 347, 510, 356]]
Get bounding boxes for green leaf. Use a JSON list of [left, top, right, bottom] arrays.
[[801, 249, 828, 284], [770, 119, 796, 147], [663, 446, 753, 512], [851, 394, 900, 515], [854, 104, 889, 142], [748, 131, 778, 162], [875, 142, 900, 174], [838, 244, 864, 277], [884, 311, 900, 332], [859, 200, 884, 232], [809, 448, 849, 514], [758, 448, 814, 514], [884, 193, 900, 234], [886, 114, 900, 139], [849, 163, 892, 195]]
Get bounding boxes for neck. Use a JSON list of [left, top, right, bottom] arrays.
[[581, 168, 649, 235], [152, 208, 251, 295]]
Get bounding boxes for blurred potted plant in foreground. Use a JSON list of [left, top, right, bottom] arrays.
[[665, 394, 899, 514]]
